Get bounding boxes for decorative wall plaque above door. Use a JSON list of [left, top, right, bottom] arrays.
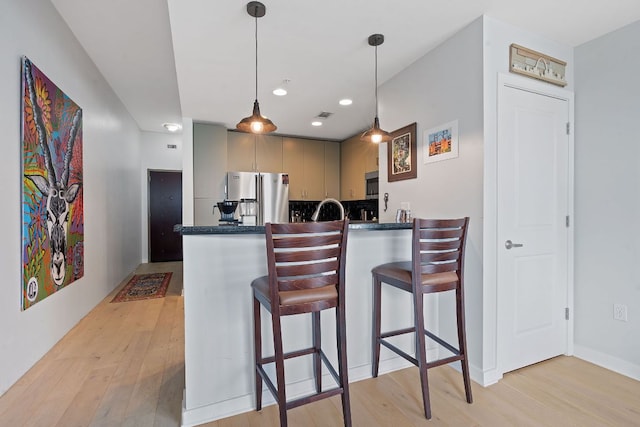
[[509, 43, 567, 87]]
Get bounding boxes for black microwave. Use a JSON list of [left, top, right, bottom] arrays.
[[365, 171, 379, 199]]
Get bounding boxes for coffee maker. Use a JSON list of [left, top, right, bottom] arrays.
[[214, 200, 238, 225]]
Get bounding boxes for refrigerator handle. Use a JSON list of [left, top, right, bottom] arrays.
[[257, 174, 264, 225]]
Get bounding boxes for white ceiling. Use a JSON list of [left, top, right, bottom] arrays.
[[51, 0, 640, 140]]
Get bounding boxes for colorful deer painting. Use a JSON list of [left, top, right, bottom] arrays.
[[21, 57, 84, 309]]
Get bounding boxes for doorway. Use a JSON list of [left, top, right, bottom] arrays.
[[149, 170, 183, 262], [496, 78, 573, 374]]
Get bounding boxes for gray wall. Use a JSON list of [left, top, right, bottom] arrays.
[[193, 123, 228, 225], [0, 0, 142, 394], [574, 21, 640, 376], [378, 17, 485, 376], [140, 131, 184, 262]]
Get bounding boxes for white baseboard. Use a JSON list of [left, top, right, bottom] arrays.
[[181, 352, 434, 427], [573, 344, 640, 381]]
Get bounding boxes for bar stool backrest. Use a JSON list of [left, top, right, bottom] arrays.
[[412, 217, 469, 290], [265, 220, 349, 315]]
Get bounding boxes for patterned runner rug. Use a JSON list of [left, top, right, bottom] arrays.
[[110, 272, 172, 303]]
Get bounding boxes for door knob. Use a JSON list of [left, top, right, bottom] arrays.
[[505, 240, 524, 250]]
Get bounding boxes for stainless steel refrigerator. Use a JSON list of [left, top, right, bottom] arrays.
[[226, 172, 289, 225]]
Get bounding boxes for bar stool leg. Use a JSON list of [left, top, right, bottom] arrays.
[[271, 312, 288, 427], [371, 274, 382, 378], [414, 291, 432, 419], [312, 311, 322, 393], [253, 294, 263, 411], [457, 288, 473, 404], [336, 302, 352, 427]]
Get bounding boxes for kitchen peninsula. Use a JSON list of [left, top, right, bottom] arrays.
[[177, 222, 419, 427]]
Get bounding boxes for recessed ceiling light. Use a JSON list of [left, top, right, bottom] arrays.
[[273, 78, 291, 96], [311, 121, 323, 127], [163, 123, 182, 132], [339, 99, 353, 106]]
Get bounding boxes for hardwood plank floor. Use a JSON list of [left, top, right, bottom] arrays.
[[1, 261, 638, 426], [0, 262, 185, 427]]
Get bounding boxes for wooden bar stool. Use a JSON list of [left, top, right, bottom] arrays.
[[371, 217, 472, 419], [252, 220, 351, 427]]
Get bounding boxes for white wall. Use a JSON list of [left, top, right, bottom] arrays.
[[140, 131, 183, 262], [378, 18, 485, 378], [573, 21, 640, 379], [481, 15, 574, 384], [0, 0, 142, 395], [182, 118, 195, 226]]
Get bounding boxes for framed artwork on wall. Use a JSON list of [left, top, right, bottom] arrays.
[[387, 122, 417, 182], [21, 56, 84, 310], [424, 120, 459, 164]]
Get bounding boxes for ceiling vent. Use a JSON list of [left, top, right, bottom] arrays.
[[316, 111, 333, 119]]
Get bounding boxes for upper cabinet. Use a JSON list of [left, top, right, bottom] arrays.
[[283, 138, 326, 200], [365, 141, 379, 173], [227, 132, 283, 172], [340, 136, 362, 200], [223, 131, 342, 201], [324, 141, 340, 199], [341, 134, 378, 200]]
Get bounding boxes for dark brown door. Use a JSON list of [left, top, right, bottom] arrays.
[[149, 170, 183, 262]]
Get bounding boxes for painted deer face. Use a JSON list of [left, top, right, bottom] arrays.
[[26, 178, 81, 286]]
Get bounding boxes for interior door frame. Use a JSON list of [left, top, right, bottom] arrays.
[[491, 73, 575, 382]]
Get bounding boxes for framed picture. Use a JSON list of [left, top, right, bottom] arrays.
[[424, 120, 458, 164], [387, 122, 417, 182]]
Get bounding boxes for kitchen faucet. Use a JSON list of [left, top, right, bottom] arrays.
[[311, 198, 345, 221]]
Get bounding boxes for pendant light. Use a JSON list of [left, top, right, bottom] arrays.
[[361, 34, 390, 143], [236, 1, 277, 134]]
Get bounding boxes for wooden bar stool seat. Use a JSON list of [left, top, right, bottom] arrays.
[[252, 220, 351, 427], [371, 217, 472, 419]]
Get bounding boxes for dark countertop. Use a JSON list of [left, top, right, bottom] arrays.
[[175, 221, 412, 235]]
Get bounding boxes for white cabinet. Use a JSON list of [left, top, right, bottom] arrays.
[[227, 132, 283, 172]]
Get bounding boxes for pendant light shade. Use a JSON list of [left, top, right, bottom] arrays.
[[361, 34, 390, 143], [236, 1, 277, 134]]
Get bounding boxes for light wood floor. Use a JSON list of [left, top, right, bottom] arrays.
[[1, 262, 638, 426]]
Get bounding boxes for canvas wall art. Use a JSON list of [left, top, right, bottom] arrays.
[[21, 56, 84, 310]]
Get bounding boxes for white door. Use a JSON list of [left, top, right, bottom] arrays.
[[497, 82, 570, 374]]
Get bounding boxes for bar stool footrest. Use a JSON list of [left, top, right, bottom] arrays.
[[379, 327, 464, 369], [258, 348, 344, 407], [286, 387, 344, 410]]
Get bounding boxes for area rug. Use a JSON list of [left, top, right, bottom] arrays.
[[111, 272, 172, 303]]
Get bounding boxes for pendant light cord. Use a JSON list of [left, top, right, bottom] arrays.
[[254, 9, 258, 101], [374, 44, 379, 117]]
